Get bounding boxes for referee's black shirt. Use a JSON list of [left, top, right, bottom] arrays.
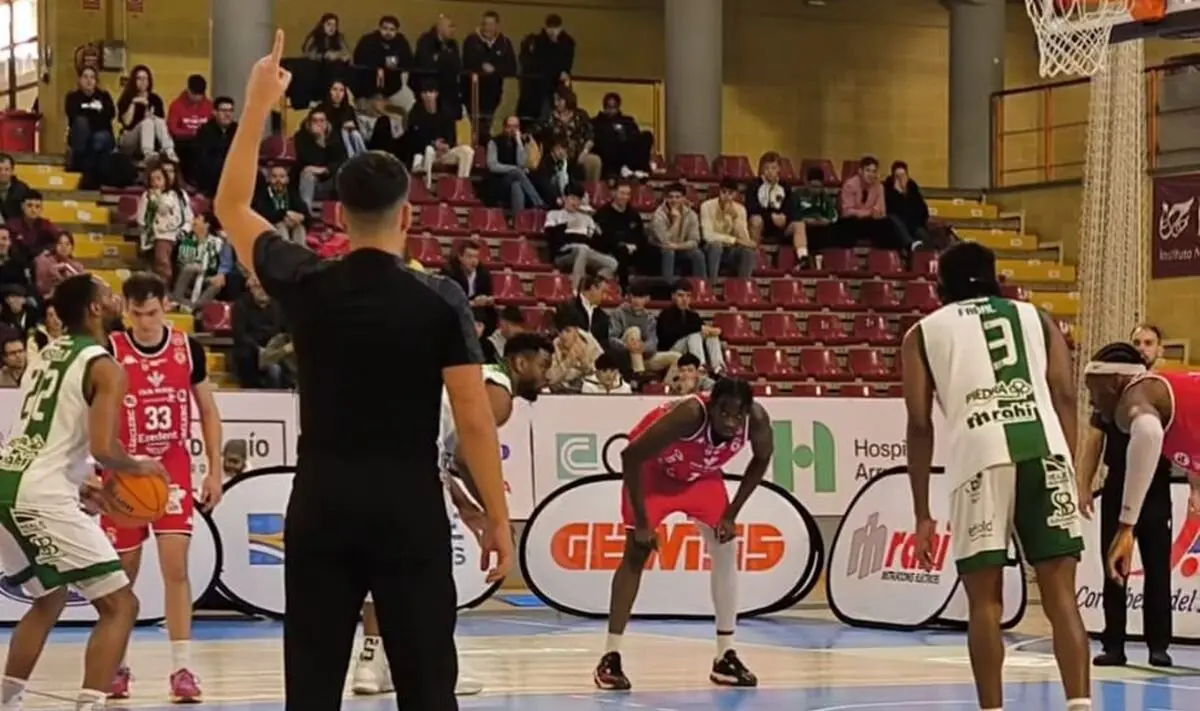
[[253, 231, 482, 479]]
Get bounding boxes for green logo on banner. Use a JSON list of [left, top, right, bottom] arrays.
[[771, 421, 836, 494], [556, 433, 599, 479]]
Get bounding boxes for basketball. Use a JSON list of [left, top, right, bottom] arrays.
[[106, 471, 169, 527]]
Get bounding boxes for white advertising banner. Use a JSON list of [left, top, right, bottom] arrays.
[[519, 475, 821, 617], [499, 398, 536, 518], [530, 395, 927, 516], [185, 391, 297, 485]]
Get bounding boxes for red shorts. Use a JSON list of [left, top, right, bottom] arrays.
[[102, 449, 194, 552], [620, 466, 728, 530]]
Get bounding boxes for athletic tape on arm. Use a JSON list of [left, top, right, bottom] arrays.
[[1122, 412, 1165, 525]]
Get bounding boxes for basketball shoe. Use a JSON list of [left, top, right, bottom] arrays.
[[593, 651, 631, 690], [710, 650, 757, 687], [351, 638, 392, 695], [169, 669, 202, 703], [107, 666, 131, 699]]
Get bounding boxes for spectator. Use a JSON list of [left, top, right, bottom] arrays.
[[669, 353, 714, 395], [172, 211, 233, 311], [517, 14, 576, 125], [656, 282, 725, 373], [318, 81, 367, 158], [442, 239, 494, 307], [884, 160, 930, 250], [232, 274, 291, 389], [30, 303, 63, 355], [746, 152, 796, 247], [462, 11, 517, 143], [650, 183, 705, 279], [544, 183, 617, 289], [190, 95, 237, 196], [405, 83, 474, 189], [700, 178, 756, 280], [592, 93, 653, 179], [253, 164, 310, 244], [352, 15, 415, 109], [608, 281, 678, 378], [116, 65, 177, 162], [301, 12, 353, 101], [485, 116, 543, 215], [582, 353, 632, 394], [472, 305, 499, 362], [791, 167, 839, 264], [533, 139, 583, 207], [166, 74, 213, 177], [64, 66, 116, 186], [537, 87, 601, 183], [0, 154, 31, 221], [356, 91, 403, 154], [555, 274, 610, 346], [293, 108, 347, 210], [0, 285, 34, 336], [161, 158, 189, 202], [0, 333, 25, 387], [414, 15, 464, 119], [0, 227, 31, 293], [489, 305, 525, 358], [33, 232, 85, 299], [7, 191, 58, 256], [547, 310, 602, 393], [840, 155, 894, 248], [593, 180, 648, 287], [136, 163, 191, 279]]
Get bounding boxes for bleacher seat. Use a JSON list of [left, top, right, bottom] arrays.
[[199, 302, 232, 335], [887, 384, 904, 397], [849, 349, 893, 381], [468, 207, 511, 236], [777, 156, 797, 182], [815, 280, 858, 310], [260, 135, 295, 162], [793, 383, 829, 397], [1000, 283, 1028, 301], [642, 382, 667, 395], [408, 181, 435, 204], [419, 204, 463, 235], [866, 249, 904, 278], [690, 279, 720, 307], [770, 279, 812, 309], [684, 184, 703, 208], [800, 347, 850, 381], [493, 273, 533, 304], [532, 274, 573, 304], [838, 384, 875, 398], [674, 154, 712, 181], [499, 239, 549, 271], [820, 248, 859, 277], [898, 314, 921, 337], [752, 348, 801, 380], [322, 201, 344, 229], [520, 306, 554, 332], [515, 209, 546, 234], [799, 158, 839, 185], [903, 281, 940, 312], [723, 347, 747, 376], [436, 176, 479, 206], [712, 312, 762, 345], [723, 279, 763, 308], [752, 383, 782, 397], [859, 281, 903, 312], [911, 250, 937, 278], [852, 314, 895, 345], [840, 159, 861, 182], [761, 312, 804, 345], [190, 195, 211, 215], [600, 279, 622, 307], [713, 155, 753, 180], [585, 181, 610, 208], [453, 238, 498, 267], [115, 195, 139, 224], [408, 236, 445, 267], [805, 313, 848, 344], [631, 184, 657, 212]]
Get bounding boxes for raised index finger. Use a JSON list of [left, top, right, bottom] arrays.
[[271, 28, 286, 63]]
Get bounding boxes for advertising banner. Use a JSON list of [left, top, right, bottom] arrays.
[[185, 391, 297, 485], [1152, 173, 1200, 279], [500, 399, 536, 518], [530, 395, 923, 516], [519, 474, 822, 618]]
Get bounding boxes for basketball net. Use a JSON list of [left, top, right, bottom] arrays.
[[1026, 0, 1133, 78]]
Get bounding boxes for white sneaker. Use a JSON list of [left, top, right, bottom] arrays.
[[455, 677, 484, 695], [351, 639, 393, 695]]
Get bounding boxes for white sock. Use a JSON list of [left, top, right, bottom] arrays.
[[170, 640, 191, 671], [796, 246, 809, 258], [1066, 700, 1091, 710], [1, 676, 26, 707], [702, 525, 738, 658], [604, 633, 622, 654], [716, 631, 735, 656], [75, 689, 106, 711]]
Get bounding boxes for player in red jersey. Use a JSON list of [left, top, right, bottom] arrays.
[[593, 378, 773, 691], [1084, 341, 1200, 585], [99, 273, 224, 703]]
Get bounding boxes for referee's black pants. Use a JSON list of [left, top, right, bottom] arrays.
[[283, 463, 459, 710], [1098, 475, 1172, 653]]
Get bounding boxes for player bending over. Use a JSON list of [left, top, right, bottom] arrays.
[[351, 333, 552, 696], [902, 242, 1091, 711], [100, 274, 223, 703], [1082, 342, 1200, 582], [594, 377, 772, 691], [0, 275, 167, 711]]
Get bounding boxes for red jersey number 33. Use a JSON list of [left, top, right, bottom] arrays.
[[110, 329, 193, 458]]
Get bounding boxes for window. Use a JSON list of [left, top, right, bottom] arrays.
[[0, 0, 38, 110]]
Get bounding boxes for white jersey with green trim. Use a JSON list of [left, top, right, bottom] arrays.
[[438, 364, 513, 478], [917, 296, 1070, 490], [0, 335, 110, 507]]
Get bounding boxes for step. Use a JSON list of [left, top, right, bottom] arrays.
[[15, 165, 81, 191], [43, 200, 109, 226], [206, 350, 227, 373], [997, 259, 1076, 284], [1027, 290, 1080, 317], [927, 199, 999, 220], [93, 268, 131, 295], [955, 228, 1038, 252], [72, 232, 137, 261]]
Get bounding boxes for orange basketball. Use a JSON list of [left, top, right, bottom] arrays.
[[106, 471, 169, 527]]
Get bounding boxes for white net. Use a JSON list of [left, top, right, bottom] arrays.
[[1026, 0, 1133, 77]]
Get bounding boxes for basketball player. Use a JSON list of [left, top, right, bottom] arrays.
[[0, 275, 167, 711], [902, 241, 1091, 711], [594, 377, 771, 691], [1083, 342, 1200, 583], [101, 273, 223, 703], [215, 31, 512, 711], [352, 333, 553, 696]]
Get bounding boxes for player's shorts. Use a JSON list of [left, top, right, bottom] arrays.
[[0, 501, 128, 601], [620, 466, 728, 530], [950, 455, 1084, 574], [102, 450, 194, 552]]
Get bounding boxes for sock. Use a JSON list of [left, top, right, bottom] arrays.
[[360, 635, 382, 661], [604, 633, 622, 654], [716, 630, 735, 656], [170, 640, 191, 672], [1, 676, 26, 707], [796, 246, 809, 258], [703, 525, 738, 661], [75, 689, 106, 711], [1066, 700, 1092, 710]]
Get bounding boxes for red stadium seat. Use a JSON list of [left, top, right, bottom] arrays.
[[770, 279, 813, 309], [903, 281, 941, 312], [115, 195, 140, 224], [774, 246, 798, 275], [533, 273, 573, 305], [887, 384, 904, 397], [898, 314, 921, 337], [419, 204, 463, 235], [815, 280, 858, 310], [631, 184, 657, 212], [722, 347, 748, 376], [804, 314, 848, 344], [761, 312, 804, 345], [820, 248, 858, 277], [407, 235, 445, 267], [777, 156, 798, 182], [752, 348, 802, 380], [911, 250, 937, 278], [499, 239, 550, 271], [849, 348, 894, 381], [838, 384, 875, 398], [689, 279, 720, 307], [641, 382, 667, 395], [190, 194, 211, 216], [493, 273, 533, 305], [321, 201, 344, 229], [866, 249, 904, 278], [793, 383, 829, 397], [468, 207, 511, 235], [1000, 283, 1028, 301], [840, 159, 862, 183], [520, 306, 554, 332], [798, 158, 839, 185], [858, 281, 904, 312], [684, 184, 703, 208], [674, 154, 712, 181], [713, 155, 753, 180], [601, 279, 623, 307], [723, 279, 764, 308], [199, 302, 232, 335], [852, 314, 895, 345], [407, 180, 435, 204], [260, 135, 295, 162], [436, 176, 479, 205], [514, 209, 546, 234], [585, 181, 611, 208], [752, 383, 783, 397], [799, 347, 850, 381], [712, 312, 763, 345]]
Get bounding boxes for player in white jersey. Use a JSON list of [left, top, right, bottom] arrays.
[[0, 275, 167, 711], [351, 333, 552, 697], [901, 243, 1091, 711]]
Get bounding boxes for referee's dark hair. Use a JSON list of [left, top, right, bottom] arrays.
[[335, 151, 412, 235], [1091, 341, 1148, 366], [936, 241, 1002, 303]]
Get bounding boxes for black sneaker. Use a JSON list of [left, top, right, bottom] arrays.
[[594, 651, 631, 691], [1149, 650, 1173, 667], [710, 650, 758, 687], [1093, 650, 1127, 666]]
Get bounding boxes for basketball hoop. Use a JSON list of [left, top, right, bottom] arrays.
[[1026, 0, 1133, 77]]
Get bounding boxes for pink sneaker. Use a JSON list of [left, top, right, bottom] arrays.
[[169, 669, 202, 704], [108, 666, 131, 699]]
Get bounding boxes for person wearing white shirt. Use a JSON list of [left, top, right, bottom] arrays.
[[544, 184, 618, 289], [700, 179, 757, 281], [581, 353, 632, 394]]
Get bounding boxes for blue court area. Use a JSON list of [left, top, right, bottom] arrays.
[[12, 611, 1200, 710]]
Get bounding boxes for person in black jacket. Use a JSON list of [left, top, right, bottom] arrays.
[[592, 93, 653, 179], [232, 274, 291, 389], [414, 16, 464, 119], [884, 160, 931, 249], [441, 239, 494, 308], [521, 15, 576, 122], [533, 139, 584, 207], [404, 83, 474, 188], [461, 11, 517, 144], [553, 274, 610, 348], [0, 227, 31, 296], [655, 282, 726, 372], [352, 15, 415, 107], [0, 155, 31, 222], [293, 108, 347, 209], [253, 164, 311, 244], [64, 66, 116, 185], [592, 180, 649, 288], [190, 96, 238, 196], [317, 81, 367, 157]]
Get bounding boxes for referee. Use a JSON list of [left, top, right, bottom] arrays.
[[1077, 324, 1172, 668], [214, 31, 514, 710]]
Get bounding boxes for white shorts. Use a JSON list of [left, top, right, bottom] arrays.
[[949, 456, 1084, 573], [0, 502, 128, 601]]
